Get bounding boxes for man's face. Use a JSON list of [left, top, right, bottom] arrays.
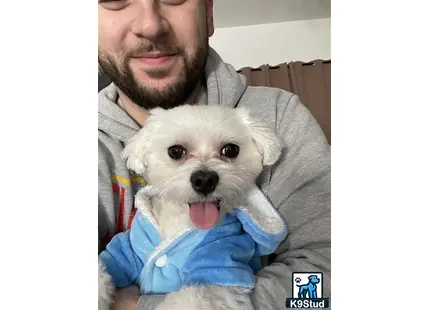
[[98, 0, 214, 109]]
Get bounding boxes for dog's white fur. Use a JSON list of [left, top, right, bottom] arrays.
[[98, 105, 283, 310], [98, 260, 115, 310]]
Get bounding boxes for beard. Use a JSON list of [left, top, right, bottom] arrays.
[[98, 39, 208, 110]]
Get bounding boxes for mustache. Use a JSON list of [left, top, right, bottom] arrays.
[[125, 43, 182, 58]]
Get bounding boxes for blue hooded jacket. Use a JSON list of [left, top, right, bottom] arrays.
[[99, 185, 288, 295]]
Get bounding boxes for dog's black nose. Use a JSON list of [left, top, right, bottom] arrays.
[[190, 170, 219, 195]]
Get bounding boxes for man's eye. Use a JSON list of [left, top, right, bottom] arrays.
[[99, 0, 127, 10], [99, 0, 120, 3], [160, 0, 186, 5]]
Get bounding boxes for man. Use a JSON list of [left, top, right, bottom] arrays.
[[98, 0, 331, 309]]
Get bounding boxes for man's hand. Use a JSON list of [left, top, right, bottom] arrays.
[[110, 286, 140, 310]]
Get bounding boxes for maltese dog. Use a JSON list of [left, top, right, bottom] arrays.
[[98, 104, 288, 310]]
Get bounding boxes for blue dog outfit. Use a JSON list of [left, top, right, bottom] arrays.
[[99, 185, 288, 295]]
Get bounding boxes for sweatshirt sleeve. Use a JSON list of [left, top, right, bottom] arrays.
[[99, 230, 144, 288], [250, 94, 331, 309]]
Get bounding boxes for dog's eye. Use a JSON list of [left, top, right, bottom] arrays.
[[221, 144, 240, 158], [168, 145, 186, 160]]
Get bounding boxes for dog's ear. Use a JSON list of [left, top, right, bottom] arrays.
[[236, 106, 284, 166], [121, 129, 149, 175]]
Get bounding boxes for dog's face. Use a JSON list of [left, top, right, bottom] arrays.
[[308, 275, 320, 284], [122, 104, 283, 229]]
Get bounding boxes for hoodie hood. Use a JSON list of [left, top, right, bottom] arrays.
[[204, 47, 248, 107], [98, 47, 248, 143]]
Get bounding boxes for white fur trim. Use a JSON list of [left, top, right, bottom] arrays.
[[234, 185, 286, 234]]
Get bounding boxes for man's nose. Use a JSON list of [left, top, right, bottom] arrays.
[[131, 1, 169, 40]]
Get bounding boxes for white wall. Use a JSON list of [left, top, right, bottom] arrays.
[[209, 18, 331, 70]]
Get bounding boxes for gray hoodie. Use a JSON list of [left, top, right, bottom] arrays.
[[98, 48, 331, 309]]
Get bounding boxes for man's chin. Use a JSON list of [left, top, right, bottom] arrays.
[[132, 66, 181, 88], [134, 74, 179, 92]]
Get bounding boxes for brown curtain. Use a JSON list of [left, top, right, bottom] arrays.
[[238, 60, 331, 144]]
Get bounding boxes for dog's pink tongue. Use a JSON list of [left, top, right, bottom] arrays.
[[189, 202, 219, 229]]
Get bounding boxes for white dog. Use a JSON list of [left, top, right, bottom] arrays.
[[98, 104, 288, 310]]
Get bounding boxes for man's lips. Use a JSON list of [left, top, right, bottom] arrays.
[[135, 52, 177, 58], [132, 52, 177, 66]]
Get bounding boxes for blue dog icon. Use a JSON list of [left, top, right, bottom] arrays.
[[296, 275, 320, 299]]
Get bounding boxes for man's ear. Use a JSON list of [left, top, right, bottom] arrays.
[[236, 106, 284, 166], [121, 129, 149, 175], [205, 0, 214, 37]]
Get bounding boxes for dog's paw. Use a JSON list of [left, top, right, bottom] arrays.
[[154, 287, 211, 310], [98, 260, 115, 310], [155, 285, 251, 310]]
